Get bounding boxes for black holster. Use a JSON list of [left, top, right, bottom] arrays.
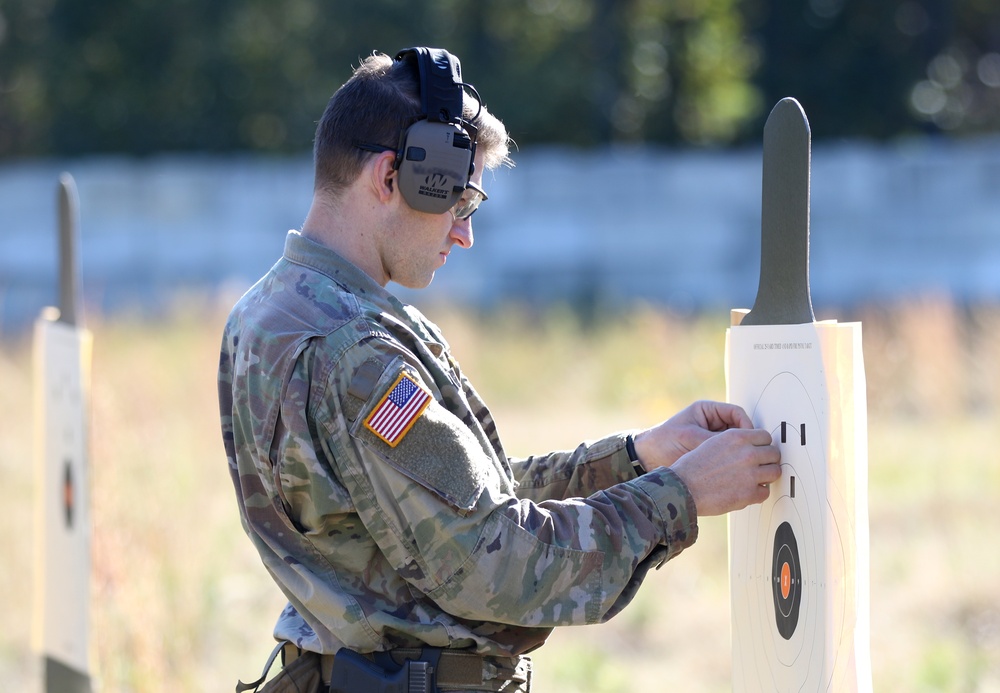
[[328, 647, 441, 693]]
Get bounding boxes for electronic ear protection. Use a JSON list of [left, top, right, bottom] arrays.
[[392, 47, 480, 215]]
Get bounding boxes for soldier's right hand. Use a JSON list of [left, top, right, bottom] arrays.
[[669, 428, 780, 516]]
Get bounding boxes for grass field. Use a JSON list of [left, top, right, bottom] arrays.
[[1, 296, 998, 691]]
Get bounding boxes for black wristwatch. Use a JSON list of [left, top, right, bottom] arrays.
[[626, 433, 645, 476]]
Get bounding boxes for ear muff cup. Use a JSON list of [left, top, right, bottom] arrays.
[[396, 119, 475, 215]]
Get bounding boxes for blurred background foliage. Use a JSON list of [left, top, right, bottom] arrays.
[[2, 0, 1000, 158]]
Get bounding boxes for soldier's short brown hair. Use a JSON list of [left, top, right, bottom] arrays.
[[313, 52, 512, 198]]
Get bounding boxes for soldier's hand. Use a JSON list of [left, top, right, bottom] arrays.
[[633, 400, 753, 470], [668, 428, 781, 516]]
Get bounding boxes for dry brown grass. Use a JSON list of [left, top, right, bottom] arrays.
[[1, 297, 998, 691]]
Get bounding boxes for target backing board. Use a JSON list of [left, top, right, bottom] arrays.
[[727, 319, 871, 692], [33, 315, 93, 679]]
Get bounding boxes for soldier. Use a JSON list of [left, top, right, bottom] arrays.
[[218, 47, 781, 693]]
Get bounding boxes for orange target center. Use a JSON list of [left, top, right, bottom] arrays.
[[780, 562, 791, 599]]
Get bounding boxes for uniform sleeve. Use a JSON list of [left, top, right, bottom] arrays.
[[317, 349, 699, 628], [506, 434, 641, 503]]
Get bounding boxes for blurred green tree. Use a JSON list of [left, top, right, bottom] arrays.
[[0, 0, 761, 154], [0, 0, 998, 158], [744, 0, 1000, 138]]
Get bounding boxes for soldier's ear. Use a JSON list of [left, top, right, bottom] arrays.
[[370, 151, 398, 203]]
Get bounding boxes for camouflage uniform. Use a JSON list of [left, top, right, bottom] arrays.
[[218, 231, 698, 685]]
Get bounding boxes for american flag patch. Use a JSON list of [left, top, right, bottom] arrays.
[[364, 372, 432, 447]]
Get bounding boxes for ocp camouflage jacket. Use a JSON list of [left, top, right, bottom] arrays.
[[217, 231, 698, 657]]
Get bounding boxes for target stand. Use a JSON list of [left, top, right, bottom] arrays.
[[33, 174, 94, 693], [726, 99, 871, 692]]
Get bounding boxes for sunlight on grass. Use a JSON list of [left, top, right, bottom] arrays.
[[1, 298, 999, 691]]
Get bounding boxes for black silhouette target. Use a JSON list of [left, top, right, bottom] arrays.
[[771, 521, 801, 639]]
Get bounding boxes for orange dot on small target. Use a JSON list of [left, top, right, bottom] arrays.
[[781, 562, 791, 600]]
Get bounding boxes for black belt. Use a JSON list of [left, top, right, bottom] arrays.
[[281, 642, 530, 691]]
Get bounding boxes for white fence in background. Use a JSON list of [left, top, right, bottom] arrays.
[[2, 137, 1000, 331]]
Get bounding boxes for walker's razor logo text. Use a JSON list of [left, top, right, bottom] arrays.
[[424, 173, 447, 189], [414, 168, 455, 200]]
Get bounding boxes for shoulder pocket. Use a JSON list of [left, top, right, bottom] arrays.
[[350, 360, 493, 513]]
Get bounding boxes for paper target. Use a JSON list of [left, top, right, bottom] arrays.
[[33, 317, 93, 676], [727, 322, 870, 692]]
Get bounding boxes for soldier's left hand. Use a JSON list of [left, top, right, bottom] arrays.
[[632, 400, 753, 471]]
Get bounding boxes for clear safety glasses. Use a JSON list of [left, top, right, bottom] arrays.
[[451, 180, 487, 220]]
